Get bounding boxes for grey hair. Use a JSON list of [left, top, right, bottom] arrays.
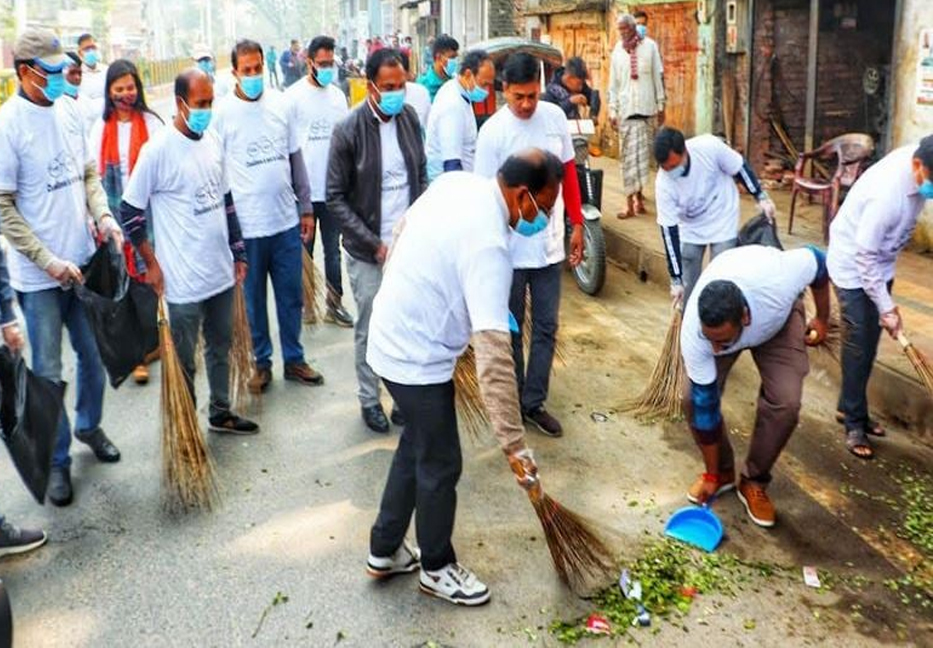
[[617, 13, 636, 27]]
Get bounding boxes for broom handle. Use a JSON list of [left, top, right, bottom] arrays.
[[897, 332, 911, 350], [157, 297, 167, 323]]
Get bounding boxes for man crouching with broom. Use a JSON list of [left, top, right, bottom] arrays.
[[120, 68, 258, 435], [364, 150, 596, 605], [681, 245, 830, 528]]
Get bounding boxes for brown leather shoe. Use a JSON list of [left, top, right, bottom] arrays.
[[686, 470, 735, 504], [284, 362, 324, 386], [132, 364, 149, 385], [736, 478, 776, 528], [248, 367, 272, 394]]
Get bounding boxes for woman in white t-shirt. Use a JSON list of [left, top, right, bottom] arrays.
[[90, 59, 164, 385]]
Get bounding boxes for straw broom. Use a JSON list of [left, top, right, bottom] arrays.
[[897, 332, 933, 397], [804, 291, 844, 360], [301, 248, 325, 326], [158, 299, 218, 514], [620, 308, 686, 422], [229, 284, 259, 412], [509, 456, 615, 590]]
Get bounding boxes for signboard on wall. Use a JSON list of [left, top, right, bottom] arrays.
[[918, 28, 933, 107]]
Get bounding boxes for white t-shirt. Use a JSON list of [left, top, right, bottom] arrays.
[[79, 63, 108, 133], [405, 81, 431, 130], [681, 246, 818, 385], [474, 102, 574, 268], [212, 91, 298, 239], [379, 117, 410, 247], [122, 127, 235, 304], [827, 144, 926, 315], [425, 79, 477, 182], [655, 134, 744, 245], [89, 112, 165, 191], [0, 95, 96, 292], [367, 173, 512, 385], [284, 79, 348, 202]]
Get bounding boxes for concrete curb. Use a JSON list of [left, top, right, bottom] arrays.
[[602, 225, 933, 440]]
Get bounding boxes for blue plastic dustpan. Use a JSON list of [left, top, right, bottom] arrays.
[[664, 505, 724, 552]]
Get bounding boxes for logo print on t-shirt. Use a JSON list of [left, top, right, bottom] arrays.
[[306, 118, 333, 142], [46, 150, 81, 193], [245, 135, 287, 168], [194, 179, 223, 215]]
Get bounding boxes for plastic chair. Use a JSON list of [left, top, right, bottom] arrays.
[[788, 133, 875, 241]]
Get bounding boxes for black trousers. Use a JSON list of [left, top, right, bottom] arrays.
[[370, 379, 462, 571]]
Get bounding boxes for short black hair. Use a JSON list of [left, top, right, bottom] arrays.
[[66, 51, 81, 67], [565, 56, 587, 80], [308, 35, 336, 59], [633, 10, 648, 21], [914, 134, 933, 173], [366, 48, 403, 82], [654, 127, 687, 163], [432, 34, 459, 59], [698, 280, 745, 328], [502, 52, 540, 85], [399, 50, 411, 73], [461, 49, 491, 76], [499, 150, 565, 192], [77, 33, 94, 47], [290, 39, 300, 46], [231, 39, 263, 70]]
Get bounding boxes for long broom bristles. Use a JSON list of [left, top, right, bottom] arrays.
[[804, 292, 844, 359], [302, 248, 325, 325], [229, 284, 259, 412], [898, 333, 933, 398], [158, 300, 218, 514], [621, 309, 685, 422], [523, 289, 566, 365], [509, 460, 615, 590], [453, 348, 487, 441]]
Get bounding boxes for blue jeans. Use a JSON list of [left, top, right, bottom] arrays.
[[18, 288, 105, 469], [307, 201, 344, 298], [244, 225, 305, 369]]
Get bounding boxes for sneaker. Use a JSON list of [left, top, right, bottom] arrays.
[[324, 302, 354, 328], [132, 364, 149, 385], [686, 470, 736, 505], [362, 405, 390, 434], [523, 407, 563, 438], [736, 478, 776, 528], [0, 520, 47, 559], [390, 406, 406, 427], [248, 367, 272, 394], [284, 362, 324, 386], [366, 540, 421, 578], [208, 411, 260, 435], [419, 563, 490, 607]]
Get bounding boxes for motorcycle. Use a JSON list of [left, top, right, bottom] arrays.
[[566, 116, 607, 296]]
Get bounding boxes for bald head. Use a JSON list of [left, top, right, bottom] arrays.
[[175, 67, 213, 105], [496, 148, 564, 229]]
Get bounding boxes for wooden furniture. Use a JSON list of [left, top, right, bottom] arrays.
[[788, 133, 875, 241]]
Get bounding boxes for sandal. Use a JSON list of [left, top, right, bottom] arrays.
[[616, 210, 636, 220], [835, 411, 886, 437], [845, 428, 874, 460]]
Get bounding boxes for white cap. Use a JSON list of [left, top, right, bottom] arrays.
[[191, 44, 212, 61]]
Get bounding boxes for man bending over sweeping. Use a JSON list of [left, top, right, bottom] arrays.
[[681, 245, 830, 528], [364, 149, 563, 606]]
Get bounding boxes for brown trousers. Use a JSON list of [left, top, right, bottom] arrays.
[[687, 300, 809, 484]]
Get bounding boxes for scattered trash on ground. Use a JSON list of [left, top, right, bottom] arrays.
[[252, 591, 289, 639], [803, 566, 822, 588]]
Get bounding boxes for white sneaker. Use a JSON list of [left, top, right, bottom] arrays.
[[419, 563, 490, 606], [366, 540, 421, 578]]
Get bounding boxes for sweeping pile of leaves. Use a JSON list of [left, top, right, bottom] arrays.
[[550, 539, 793, 644]]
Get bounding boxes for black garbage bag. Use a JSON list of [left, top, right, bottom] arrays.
[[737, 212, 784, 250], [0, 348, 65, 504], [75, 242, 159, 388]]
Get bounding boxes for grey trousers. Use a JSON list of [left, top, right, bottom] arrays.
[[346, 255, 383, 407], [168, 286, 234, 418], [682, 238, 738, 304]]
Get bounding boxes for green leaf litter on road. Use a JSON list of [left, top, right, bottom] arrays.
[[252, 591, 289, 639], [550, 539, 797, 644]]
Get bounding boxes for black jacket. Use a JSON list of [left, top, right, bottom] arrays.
[[326, 102, 427, 264], [542, 67, 601, 121]]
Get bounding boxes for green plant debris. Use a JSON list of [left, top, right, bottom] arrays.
[[550, 539, 795, 644], [252, 591, 289, 639]]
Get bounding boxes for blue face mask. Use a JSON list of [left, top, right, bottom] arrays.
[[63, 80, 79, 98], [240, 74, 263, 99], [376, 87, 406, 116], [314, 66, 335, 87], [514, 192, 550, 237], [666, 161, 688, 179], [197, 59, 215, 76], [920, 179, 933, 200], [83, 48, 100, 67], [636, 24, 647, 38], [445, 57, 459, 78], [34, 67, 65, 102], [182, 100, 212, 135], [467, 83, 489, 103]]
